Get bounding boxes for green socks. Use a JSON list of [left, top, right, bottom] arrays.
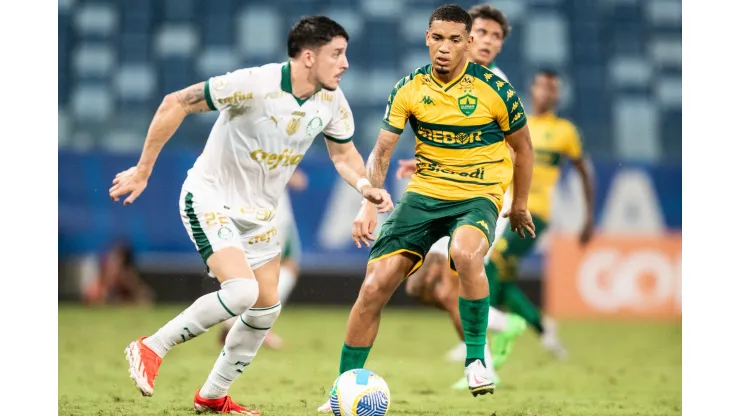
[[484, 258, 501, 307], [459, 296, 489, 367], [500, 282, 545, 334], [339, 343, 372, 375]]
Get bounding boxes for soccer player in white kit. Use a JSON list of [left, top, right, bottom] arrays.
[[109, 16, 393, 414]]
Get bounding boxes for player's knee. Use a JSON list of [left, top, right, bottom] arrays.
[[219, 278, 260, 315], [359, 272, 396, 308], [449, 247, 483, 273], [245, 303, 282, 331], [405, 274, 423, 297]]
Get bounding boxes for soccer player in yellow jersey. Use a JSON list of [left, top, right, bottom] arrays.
[[400, 68, 596, 383], [485, 68, 594, 359], [317, 5, 535, 409]]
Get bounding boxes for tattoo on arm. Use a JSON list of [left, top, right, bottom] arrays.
[[175, 83, 209, 114], [366, 142, 392, 188]]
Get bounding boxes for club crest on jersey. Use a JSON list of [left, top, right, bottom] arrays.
[[286, 117, 301, 136], [458, 75, 475, 93], [217, 226, 234, 240], [306, 116, 323, 137], [458, 94, 478, 116]]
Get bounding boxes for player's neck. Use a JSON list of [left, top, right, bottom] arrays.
[[532, 107, 555, 117], [286, 60, 321, 99], [432, 60, 468, 84]]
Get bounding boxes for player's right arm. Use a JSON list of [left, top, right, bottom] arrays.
[[352, 129, 402, 247], [352, 76, 410, 246], [110, 69, 254, 205], [109, 81, 211, 205]]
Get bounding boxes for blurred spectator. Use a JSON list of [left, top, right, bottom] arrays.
[[82, 241, 154, 306]]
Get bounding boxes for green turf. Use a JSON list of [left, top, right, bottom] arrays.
[[59, 305, 681, 416]]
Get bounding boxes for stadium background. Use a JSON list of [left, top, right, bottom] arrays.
[[58, 0, 681, 319]]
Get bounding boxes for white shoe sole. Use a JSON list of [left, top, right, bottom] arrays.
[[124, 340, 154, 396]]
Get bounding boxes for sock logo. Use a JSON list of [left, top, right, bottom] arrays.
[[234, 361, 250, 373], [180, 327, 196, 342]]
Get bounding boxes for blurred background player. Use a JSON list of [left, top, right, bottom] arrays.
[[483, 68, 594, 360], [219, 169, 308, 349], [110, 16, 394, 414]]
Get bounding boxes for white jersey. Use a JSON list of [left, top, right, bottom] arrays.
[[490, 65, 508, 82], [183, 62, 355, 214]]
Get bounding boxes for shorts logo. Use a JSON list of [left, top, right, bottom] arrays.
[[247, 227, 278, 245], [476, 220, 489, 232], [458, 94, 478, 116], [306, 116, 324, 137], [217, 226, 234, 240]]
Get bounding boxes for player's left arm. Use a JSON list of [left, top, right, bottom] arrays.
[[323, 91, 393, 213], [504, 126, 536, 238], [564, 122, 595, 245], [496, 83, 535, 238]]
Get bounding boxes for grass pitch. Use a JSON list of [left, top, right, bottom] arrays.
[[59, 305, 681, 416]]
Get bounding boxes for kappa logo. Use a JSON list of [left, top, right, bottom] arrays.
[[476, 220, 489, 232], [419, 95, 435, 105]]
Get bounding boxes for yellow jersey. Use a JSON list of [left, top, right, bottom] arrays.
[[524, 112, 583, 220], [381, 61, 527, 210]]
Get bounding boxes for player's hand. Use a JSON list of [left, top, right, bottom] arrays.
[[361, 186, 394, 213], [579, 218, 595, 246], [503, 206, 536, 239], [395, 159, 417, 179], [109, 166, 149, 206], [287, 169, 308, 191], [352, 200, 378, 248]]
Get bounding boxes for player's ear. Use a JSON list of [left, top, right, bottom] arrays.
[[302, 49, 315, 68], [425, 30, 430, 47]]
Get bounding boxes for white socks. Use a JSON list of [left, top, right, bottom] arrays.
[[277, 266, 297, 304], [487, 306, 509, 333], [484, 339, 494, 370], [200, 303, 282, 399], [143, 278, 259, 358]]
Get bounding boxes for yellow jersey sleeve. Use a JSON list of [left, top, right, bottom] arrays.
[[381, 77, 413, 134], [489, 81, 527, 135], [563, 121, 584, 160]]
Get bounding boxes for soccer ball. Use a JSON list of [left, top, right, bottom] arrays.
[[329, 369, 391, 416]]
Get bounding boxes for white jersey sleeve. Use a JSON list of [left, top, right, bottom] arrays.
[[492, 66, 508, 83], [205, 68, 258, 112], [322, 88, 355, 143]]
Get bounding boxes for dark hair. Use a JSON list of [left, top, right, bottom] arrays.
[[287, 16, 349, 58], [468, 4, 511, 39], [535, 68, 560, 79], [429, 4, 473, 33]]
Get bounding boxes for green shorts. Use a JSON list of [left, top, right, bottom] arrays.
[[369, 192, 499, 276], [490, 214, 548, 280]]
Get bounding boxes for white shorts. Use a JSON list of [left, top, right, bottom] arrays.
[[275, 192, 302, 262], [179, 189, 281, 275]]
